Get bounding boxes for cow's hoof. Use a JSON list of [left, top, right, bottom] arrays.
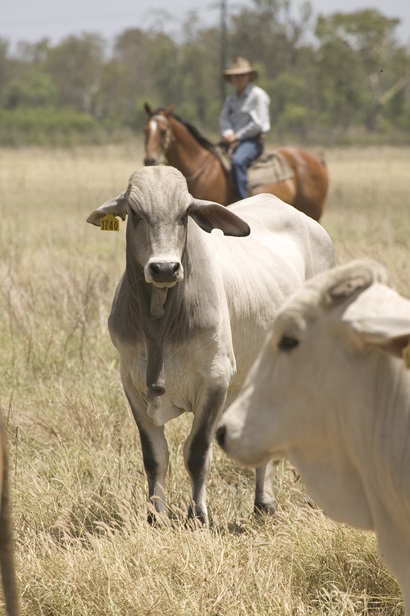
[[187, 504, 208, 529], [147, 506, 170, 528], [254, 499, 277, 516]]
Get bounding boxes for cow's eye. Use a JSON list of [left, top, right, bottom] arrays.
[[278, 335, 299, 351], [130, 210, 141, 224]]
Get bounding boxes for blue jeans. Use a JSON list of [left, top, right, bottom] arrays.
[[231, 137, 263, 199]]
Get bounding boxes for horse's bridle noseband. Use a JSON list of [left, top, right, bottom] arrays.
[[145, 112, 215, 181], [148, 114, 174, 163]]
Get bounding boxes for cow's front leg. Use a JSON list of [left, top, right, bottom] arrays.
[[125, 391, 169, 524], [137, 417, 169, 524], [254, 459, 277, 515], [183, 387, 227, 528]]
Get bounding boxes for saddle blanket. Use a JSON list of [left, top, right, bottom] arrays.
[[215, 148, 294, 187], [248, 152, 294, 188]]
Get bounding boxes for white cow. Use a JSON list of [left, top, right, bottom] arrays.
[[218, 258, 410, 611], [87, 166, 335, 527]]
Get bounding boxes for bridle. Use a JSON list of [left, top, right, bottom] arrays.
[[146, 114, 174, 164], [145, 112, 216, 181]]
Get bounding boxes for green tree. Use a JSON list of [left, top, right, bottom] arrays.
[[3, 70, 57, 109], [178, 16, 221, 129], [106, 28, 178, 128], [0, 3, 409, 145], [0, 38, 11, 94], [315, 37, 370, 130], [229, 0, 313, 77], [46, 33, 105, 113], [315, 10, 406, 131]]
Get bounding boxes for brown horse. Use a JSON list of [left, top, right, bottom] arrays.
[[143, 103, 328, 221]]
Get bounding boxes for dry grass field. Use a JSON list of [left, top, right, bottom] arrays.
[[0, 142, 409, 615]]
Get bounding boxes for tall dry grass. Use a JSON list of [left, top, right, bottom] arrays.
[[0, 143, 409, 615]]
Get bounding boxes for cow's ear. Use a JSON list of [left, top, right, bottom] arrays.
[[347, 317, 410, 359], [144, 102, 152, 115], [342, 283, 410, 359], [189, 199, 250, 237], [87, 191, 129, 226]]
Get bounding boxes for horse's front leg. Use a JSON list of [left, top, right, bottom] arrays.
[[183, 387, 228, 528], [254, 459, 277, 515]]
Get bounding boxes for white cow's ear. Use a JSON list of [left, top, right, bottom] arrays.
[[189, 199, 250, 237], [347, 317, 410, 358], [343, 283, 410, 359], [87, 191, 129, 226]]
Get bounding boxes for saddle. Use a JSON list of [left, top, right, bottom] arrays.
[[215, 148, 294, 188]]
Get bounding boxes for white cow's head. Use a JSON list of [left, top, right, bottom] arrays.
[[87, 166, 250, 288], [217, 258, 410, 468]]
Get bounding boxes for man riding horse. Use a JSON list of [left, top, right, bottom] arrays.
[[143, 101, 328, 220], [219, 57, 271, 199]]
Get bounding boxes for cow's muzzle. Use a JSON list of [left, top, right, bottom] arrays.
[[149, 261, 181, 284]]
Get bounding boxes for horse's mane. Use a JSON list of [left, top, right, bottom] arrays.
[[152, 108, 216, 153]]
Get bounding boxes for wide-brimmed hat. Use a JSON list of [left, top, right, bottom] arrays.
[[223, 57, 258, 81]]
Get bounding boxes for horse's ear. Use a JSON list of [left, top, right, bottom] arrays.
[[165, 104, 175, 116], [144, 102, 152, 116]]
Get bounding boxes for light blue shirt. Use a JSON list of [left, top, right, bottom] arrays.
[[219, 83, 271, 141]]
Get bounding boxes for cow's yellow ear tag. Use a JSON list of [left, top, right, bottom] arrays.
[[100, 213, 120, 232], [402, 341, 410, 370]]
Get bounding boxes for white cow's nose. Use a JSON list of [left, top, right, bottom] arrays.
[[149, 262, 181, 283]]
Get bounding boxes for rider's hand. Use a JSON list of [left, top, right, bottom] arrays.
[[222, 133, 237, 144]]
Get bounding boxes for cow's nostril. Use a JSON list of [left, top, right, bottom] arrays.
[[149, 262, 181, 282], [216, 425, 226, 448]]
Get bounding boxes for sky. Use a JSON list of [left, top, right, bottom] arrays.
[[1, 0, 409, 49]]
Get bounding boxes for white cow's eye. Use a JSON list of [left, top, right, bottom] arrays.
[[278, 335, 299, 351], [130, 210, 141, 222]]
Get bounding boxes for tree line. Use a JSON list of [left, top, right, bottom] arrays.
[[0, 0, 409, 146]]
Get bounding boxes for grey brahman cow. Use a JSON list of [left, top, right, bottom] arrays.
[[218, 258, 410, 611], [87, 166, 335, 526]]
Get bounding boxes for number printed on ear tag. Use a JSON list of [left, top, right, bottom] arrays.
[[402, 342, 410, 370], [100, 213, 120, 231]]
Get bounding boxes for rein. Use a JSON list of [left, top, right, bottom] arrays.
[[185, 152, 215, 182]]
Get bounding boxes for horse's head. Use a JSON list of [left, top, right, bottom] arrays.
[[143, 103, 175, 166]]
